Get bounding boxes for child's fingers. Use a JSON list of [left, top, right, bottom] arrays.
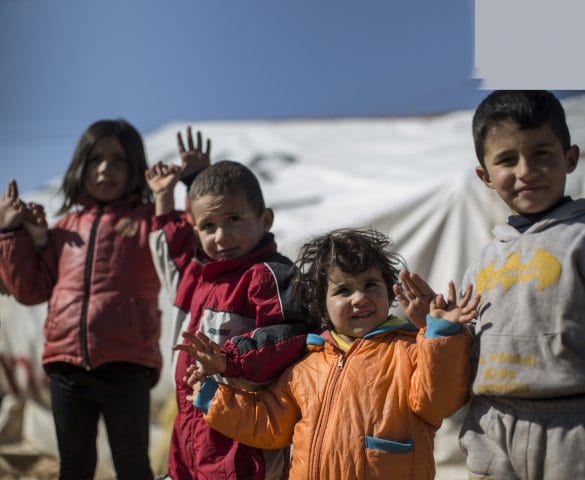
[[187, 126, 195, 151], [172, 343, 197, 356], [3, 180, 13, 201], [8, 180, 18, 200], [458, 284, 474, 306], [181, 329, 200, 344], [434, 293, 446, 310], [194, 331, 219, 351], [397, 269, 415, 299], [205, 137, 211, 157], [177, 131, 186, 153], [393, 284, 410, 311], [447, 281, 456, 305], [188, 368, 206, 385], [461, 294, 481, 314]]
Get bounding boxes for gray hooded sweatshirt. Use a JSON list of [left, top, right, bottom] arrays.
[[462, 198, 585, 399]]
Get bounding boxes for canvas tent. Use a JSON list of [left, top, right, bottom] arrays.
[[1, 94, 585, 479]]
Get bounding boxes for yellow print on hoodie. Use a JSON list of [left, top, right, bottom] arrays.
[[476, 248, 561, 295]]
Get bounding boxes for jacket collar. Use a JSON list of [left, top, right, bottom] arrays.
[[197, 232, 277, 280], [76, 194, 144, 211], [314, 315, 417, 351]]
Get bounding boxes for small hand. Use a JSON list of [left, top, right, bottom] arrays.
[[0, 180, 26, 230], [172, 331, 227, 386], [145, 161, 181, 195], [392, 269, 436, 329], [430, 282, 480, 324], [177, 127, 211, 178], [22, 202, 48, 249]]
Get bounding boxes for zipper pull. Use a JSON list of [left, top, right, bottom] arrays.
[[337, 353, 345, 370]]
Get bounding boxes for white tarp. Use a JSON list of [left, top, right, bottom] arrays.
[[2, 94, 585, 478]]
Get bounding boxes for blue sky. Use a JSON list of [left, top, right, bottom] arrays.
[[0, 0, 576, 193]]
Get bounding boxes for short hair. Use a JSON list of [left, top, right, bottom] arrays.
[[472, 90, 571, 167], [58, 119, 150, 214], [292, 228, 404, 329], [188, 160, 265, 214]]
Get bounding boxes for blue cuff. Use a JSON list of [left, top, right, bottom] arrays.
[[193, 378, 219, 414], [424, 315, 461, 338], [306, 333, 325, 346]]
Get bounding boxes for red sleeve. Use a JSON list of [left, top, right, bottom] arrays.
[[152, 210, 198, 274], [0, 228, 57, 305], [222, 322, 313, 382]]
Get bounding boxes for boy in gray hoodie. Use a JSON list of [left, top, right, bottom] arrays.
[[459, 90, 585, 480]]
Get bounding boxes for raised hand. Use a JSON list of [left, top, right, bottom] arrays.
[[0, 180, 26, 230], [23, 202, 48, 249], [145, 161, 181, 195], [392, 269, 436, 329], [177, 126, 211, 179], [145, 161, 182, 215], [172, 331, 227, 387], [430, 282, 480, 324]]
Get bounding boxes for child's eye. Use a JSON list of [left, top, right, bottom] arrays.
[[200, 223, 215, 231], [88, 154, 102, 165], [533, 150, 552, 160], [110, 156, 127, 169], [333, 287, 350, 296], [228, 216, 241, 223], [496, 156, 516, 166]]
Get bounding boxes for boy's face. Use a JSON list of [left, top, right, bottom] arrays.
[[325, 266, 389, 344], [476, 120, 579, 215], [190, 191, 273, 261]]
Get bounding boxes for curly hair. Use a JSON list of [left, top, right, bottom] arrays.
[[292, 228, 404, 329]]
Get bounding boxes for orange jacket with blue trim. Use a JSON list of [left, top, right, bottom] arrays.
[[195, 315, 471, 480]]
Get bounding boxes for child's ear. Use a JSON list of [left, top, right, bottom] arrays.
[[260, 208, 274, 231], [475, 165, 495, 189], [566, 145, 580, 173]]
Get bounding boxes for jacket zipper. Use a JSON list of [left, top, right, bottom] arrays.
[[308, 350, 347, 479], [79, 206, 103, 370]]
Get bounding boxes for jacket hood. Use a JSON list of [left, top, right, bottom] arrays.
[[493, 197, 585, 242]]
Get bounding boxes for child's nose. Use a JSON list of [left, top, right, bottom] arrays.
[[516, 156, 536, 178], [351, 290, 367, 305], [97, 159, 113, 174], [215, 226, 230, 242]]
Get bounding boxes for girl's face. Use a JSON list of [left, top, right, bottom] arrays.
[[325, 266, 390, 344], [83, 136, 129, 204]]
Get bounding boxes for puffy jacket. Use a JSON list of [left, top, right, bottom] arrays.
[[0, 196, 162, 381], [149, 211, 306, 479], [197, 316, 471, 480]]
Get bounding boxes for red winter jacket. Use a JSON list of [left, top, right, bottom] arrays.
[[0, 196, 162, 381], [149, 211, 308, 480]]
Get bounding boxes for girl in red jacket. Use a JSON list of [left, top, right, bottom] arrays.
[[0, 119, 161, 480]]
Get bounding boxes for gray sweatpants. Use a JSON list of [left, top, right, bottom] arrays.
[[459, 395, 585, 480]]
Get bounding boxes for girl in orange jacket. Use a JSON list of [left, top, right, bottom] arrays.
[[183, 229, 478, 479]]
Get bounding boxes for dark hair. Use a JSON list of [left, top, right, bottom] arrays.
[[58, 119, 151, 214], [472, 90, 571, 167], [292, 228, 404, 329], [188, 160, 265, 214]]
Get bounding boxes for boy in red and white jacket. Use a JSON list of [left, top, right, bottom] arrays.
[[146, 128, 312, 480]]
